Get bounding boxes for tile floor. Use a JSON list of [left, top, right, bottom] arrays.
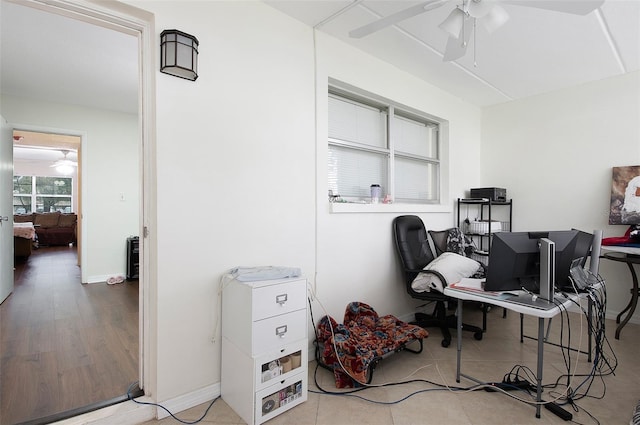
[[143, 305, 640, 425]]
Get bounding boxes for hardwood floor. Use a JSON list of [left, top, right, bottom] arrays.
[[1, 246, 138, 425]]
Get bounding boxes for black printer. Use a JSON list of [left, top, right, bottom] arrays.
[[469, 187, 507, 202]]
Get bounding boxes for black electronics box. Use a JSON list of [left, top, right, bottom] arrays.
[[470, 187, 507, 202]]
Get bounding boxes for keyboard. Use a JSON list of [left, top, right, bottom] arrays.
[[503, 293, 560, 310]]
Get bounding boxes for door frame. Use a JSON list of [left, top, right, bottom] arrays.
[[12, 125, 84, 266], [0, 116, 13, 305], [4, 0, 157, 398]]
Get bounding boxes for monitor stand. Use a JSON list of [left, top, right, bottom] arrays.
[[539, 238, 555, 302]]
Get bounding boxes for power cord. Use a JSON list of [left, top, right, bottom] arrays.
[[308, 289, 544, 405], [126, 382, 220, 424], [307, 274, 614, 422]]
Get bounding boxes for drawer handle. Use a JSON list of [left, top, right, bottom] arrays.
[[276, 294, 288, 305], [275, 325, 288, 338]]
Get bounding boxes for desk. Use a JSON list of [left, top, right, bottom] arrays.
[[601, 246, 640, 339], [443, 287, 591, 419]]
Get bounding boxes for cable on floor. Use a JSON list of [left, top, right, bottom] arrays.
[[126, 382, 220, 424]]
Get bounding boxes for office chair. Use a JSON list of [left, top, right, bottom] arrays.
[[393, 215, 485, 347]]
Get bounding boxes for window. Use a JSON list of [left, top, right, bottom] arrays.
[[13, 175, 73, 214], [328, 86, 443, 204]]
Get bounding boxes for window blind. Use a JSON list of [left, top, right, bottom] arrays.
[[394, 156, 438, 203], [328, 96, 386, 148], [328, 145, 388, 198]]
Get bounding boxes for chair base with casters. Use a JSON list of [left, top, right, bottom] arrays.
[[393, 215, 486, 348]]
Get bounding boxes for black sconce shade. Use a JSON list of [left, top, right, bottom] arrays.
[[160, 29, 199, 81]]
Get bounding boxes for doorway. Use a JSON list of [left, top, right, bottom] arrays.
[[1, 0, 153, 423]]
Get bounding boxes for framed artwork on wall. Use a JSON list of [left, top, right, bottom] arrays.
[[609, 165, 640, 225]]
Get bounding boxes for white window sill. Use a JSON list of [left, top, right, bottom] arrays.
[[329, 202, 451, 214]]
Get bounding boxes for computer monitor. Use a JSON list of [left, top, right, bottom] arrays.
[[484, 230, 586, 293], [572, 229, 594, 269], [556, 229, 593, 290]]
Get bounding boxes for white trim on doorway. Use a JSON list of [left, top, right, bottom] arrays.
[[5, 0, 157, 420]]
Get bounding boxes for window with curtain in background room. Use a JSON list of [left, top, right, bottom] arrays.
[[328, 86, 442, 205], [13, 175, 73, 214]]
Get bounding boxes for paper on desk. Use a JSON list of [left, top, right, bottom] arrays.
[[450, 278, 485, 290], [449, 279, 519, 300]]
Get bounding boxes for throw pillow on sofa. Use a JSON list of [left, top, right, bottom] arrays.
[[14, 213, 35, 223], [34, 212, 61, 228], [58, 214, 77, 228]]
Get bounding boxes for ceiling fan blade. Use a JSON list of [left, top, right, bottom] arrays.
[[501, 0, 604, 15], [349, 0, 449, 38], [443, 18, 473, 61]]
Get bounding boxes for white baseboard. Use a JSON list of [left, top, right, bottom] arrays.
[[52, 384, 220, 424], [53, 399, 155, 425], [156, 382, 221, 420]]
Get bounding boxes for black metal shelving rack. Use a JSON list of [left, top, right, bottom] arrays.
[[457, 198, 513, 253]]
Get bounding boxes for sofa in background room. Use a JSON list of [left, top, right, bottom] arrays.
[[14, 212, 77, 246]]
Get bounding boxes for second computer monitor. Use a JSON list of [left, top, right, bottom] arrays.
[[485, 230, 590, 293]]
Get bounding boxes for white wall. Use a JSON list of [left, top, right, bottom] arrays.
[[126, 0, 483, 405], [482, 71, 640, 323], [313, 32, 483, 321], [2, 96, 140, 282], [134, 0, 317, 401]]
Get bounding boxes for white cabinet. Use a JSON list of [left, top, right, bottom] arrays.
[[221, 277, 308, 425]]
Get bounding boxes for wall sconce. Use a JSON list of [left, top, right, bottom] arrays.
[[160, 29, 199, 81]]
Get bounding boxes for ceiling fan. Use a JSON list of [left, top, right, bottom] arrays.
[[349, 0, 605, 62], [51, 150, 78, 175]]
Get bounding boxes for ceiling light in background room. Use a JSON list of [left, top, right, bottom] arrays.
[[160, 29, 199, 81], [52, 150, 77, 175], [438, 7, 466, 39], [56, 164, 75, 175]]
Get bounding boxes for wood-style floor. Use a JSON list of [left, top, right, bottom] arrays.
[[0, 246, 138, 425]]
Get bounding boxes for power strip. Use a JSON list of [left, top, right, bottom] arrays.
[[544, 401, 573, 421], [483, 381, 531, 392]]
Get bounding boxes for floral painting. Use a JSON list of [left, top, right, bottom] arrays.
[[609, 165, 640, 225]]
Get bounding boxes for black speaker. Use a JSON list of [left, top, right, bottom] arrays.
[[126, 236, 139, 280]]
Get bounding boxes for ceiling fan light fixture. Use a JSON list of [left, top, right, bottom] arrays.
[[439, 7, 466, 39], [55, 163, 75, 175], [482, 3, 509, 33], [52, 150, 77, 175], [467, 0, 493, 18]]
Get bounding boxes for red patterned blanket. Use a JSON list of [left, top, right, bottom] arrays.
[[316, 302, 428, 388]]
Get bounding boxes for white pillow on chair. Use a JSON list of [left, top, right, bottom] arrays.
[[411, 252, 481, 293]]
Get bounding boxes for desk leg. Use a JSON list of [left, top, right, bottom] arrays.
[[587, 297, 593, 363], [536, 317, 544, 419], [520, 313, 524, 343], [456, 298, 462, 383], [615, 262, 639, 339]]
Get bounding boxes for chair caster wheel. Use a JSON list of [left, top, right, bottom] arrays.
[[474, 332, 483, 341], [441, 339, 450, 348]]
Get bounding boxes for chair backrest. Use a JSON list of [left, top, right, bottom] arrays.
[[392, 215, 437, 283], [427, 229, 449, 256]]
